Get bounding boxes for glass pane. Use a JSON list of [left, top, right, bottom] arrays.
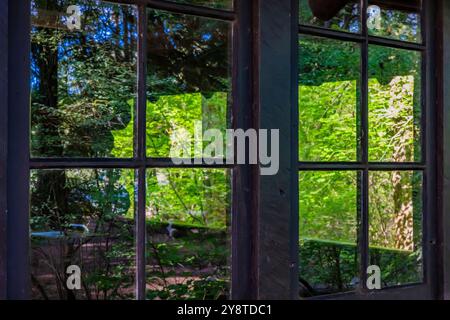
[[369, 171, 423, 288], [367, 0, 421, 43], [299, 0, 360, 33], [167, 0, 232, 10], [299, 171, 360, 297], [30, 169, 135, 300], [368, 45, 421, 162], [30, 0, 137, 158], [146, 10, 231, 158], [146, 169, 231, 300], [299, 36, 360, 162]]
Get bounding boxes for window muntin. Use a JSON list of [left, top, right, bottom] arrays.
[[298, 0, 426, 298], [29, 0, 234, 300]]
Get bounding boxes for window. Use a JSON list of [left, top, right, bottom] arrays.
[[29, 0, 233, 300], [298, 0, 434, 298], [1, 0, 445, 301]]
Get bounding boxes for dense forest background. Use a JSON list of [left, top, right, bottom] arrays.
[[29, 0, 423, 299]]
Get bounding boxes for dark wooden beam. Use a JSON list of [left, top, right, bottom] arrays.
[[255, 0, 298, 299], [0, 0, 8, 300], [423, 0, 439, 300], [436, 0, 450, 301], [230, 0, 259, 300], [7, 0, 31, 299]]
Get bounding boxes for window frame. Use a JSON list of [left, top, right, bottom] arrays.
[[5, 0, 244, 300], [298, 0, 439, 299], [0, 0, 447, 300], [0, 0, 7, 301]]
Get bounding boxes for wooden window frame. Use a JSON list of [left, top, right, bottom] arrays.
[[0, 0, 297, 300], [298, 0, 438, 300], [1, 0, 448, 300]]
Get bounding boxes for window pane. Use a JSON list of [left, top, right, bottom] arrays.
[[368, 45, 421, 162], [146, 169, 231, 300], [299, 0, 360, 33], [299, 171, 360, 297], [30, 169, 135, 300], [166, 0, 232, 10], [367, 0, 421, 43], [299, 36, 360, 162], [30, 0, 137, 158], [146, 10, 231, 158], [369, 171, 423, 288]]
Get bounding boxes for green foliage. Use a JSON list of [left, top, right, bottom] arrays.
[[299, 239, 422, 296], [146, 279, 228, 300], [146, 222, 229, 300], [368, 7, 421, 43], [299, 36, 360, 162], [146, 168, 230, 227], [31, 1, 136, 158], [145, 93, 228, 158], [299, 0, 360, 33], [300, 171, 358, 243]]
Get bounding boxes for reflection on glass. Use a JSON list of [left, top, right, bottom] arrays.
[[30, 169, 135, 300], [167, 0, 232, 10], [368, 45, 421, 162], [146, 10, 231, 158], [30, 0, 137, 158], [299, 0, 360, 33], [367, 0, 421, 43], [299, 36, 360, 162], [369, 171, 423, 288], [299, 171, 359, 297], [146, 169, 230, 300]]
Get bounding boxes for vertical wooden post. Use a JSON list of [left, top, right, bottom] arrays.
[[231, 0, 259, 299], [255, 0, 299, 299], [437, 0, 450, 301], [0, 0, 8, 300], [6, 0, 31, 299]]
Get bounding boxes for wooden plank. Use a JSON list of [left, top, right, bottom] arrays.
[[7, 0, 31, 299], [256, 0, 298, 299], [437, 0, 450, 301], [231, 0, 258, 299], [0, 0, 8, 300]]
